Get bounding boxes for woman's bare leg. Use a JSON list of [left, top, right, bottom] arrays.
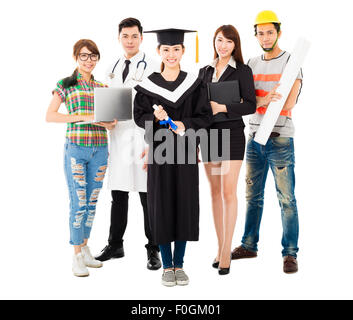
[[204, 162, 223, 262], [219, 160, 242, 268]]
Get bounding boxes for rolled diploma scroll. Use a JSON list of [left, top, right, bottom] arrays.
[[254, 37, 311, 145], [152, 104, 185, 136]]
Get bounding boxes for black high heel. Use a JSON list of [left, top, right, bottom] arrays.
[[218, 255, 232, 275], [218, 266, 230, 275], [212, 260, 219, 269]]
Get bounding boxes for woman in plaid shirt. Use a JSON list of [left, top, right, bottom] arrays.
[[46, 39, 117, 277]]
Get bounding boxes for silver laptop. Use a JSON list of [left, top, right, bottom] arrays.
[[78, 87, 132, 124]]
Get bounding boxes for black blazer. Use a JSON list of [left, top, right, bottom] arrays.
[[199, 61, 256, 124]]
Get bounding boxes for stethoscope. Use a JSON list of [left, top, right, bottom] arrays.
[[109, 53, 147, 82]]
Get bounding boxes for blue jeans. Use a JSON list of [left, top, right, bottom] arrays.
[[64, 139, 108, 245], [241, 136, 299, 257], [159, 241, 187, 269]]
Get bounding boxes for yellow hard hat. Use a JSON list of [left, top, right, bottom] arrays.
[[254, 10, 281, 26]]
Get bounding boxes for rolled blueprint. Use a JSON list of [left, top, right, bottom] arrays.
[[254, 37, 311, 145]]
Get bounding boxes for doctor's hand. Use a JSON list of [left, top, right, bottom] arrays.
[[95, 119, 118, 130], [154, 105, 168, 121], [141, 147, 149, 172]]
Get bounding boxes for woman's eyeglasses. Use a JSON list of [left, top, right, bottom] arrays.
[[78, 53, 99, 61]]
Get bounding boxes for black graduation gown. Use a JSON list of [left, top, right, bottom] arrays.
[[134, 71, 212, 245]]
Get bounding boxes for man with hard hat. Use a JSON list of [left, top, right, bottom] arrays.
[[231, 10, 303, 273]]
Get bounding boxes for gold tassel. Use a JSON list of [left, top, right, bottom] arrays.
[[196, 32, 199, 63]]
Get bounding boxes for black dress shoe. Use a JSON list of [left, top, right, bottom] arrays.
[[212, 260, 219, 269], [95, 245, 124, 262], [147, 248, 161, 270]]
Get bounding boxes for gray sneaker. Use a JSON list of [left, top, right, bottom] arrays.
[[162, 270, 176, 287], [175, 269, 189, 286]]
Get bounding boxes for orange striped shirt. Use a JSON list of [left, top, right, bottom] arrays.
[[254, 75, 292, 117]]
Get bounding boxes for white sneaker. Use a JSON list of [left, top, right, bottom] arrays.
[[81, 246, 103, 268], [72, 253, 89, 277]]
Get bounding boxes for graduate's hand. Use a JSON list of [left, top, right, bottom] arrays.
[[154, 105, 168, 121], [171, 121, 185, 135], [140, 147, 149, 171], [210, 101, 227, 115]]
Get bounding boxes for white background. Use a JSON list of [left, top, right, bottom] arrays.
[[0, 0, 351, 300]]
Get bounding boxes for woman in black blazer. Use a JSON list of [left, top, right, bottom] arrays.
[[199, 25, 256, 275]]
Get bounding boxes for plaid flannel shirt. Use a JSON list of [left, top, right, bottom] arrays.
[[53, 72, 108, 146]]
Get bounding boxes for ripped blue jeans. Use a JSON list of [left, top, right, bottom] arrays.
[[64, 139, 108, 245], [241, 136, 299, 257]]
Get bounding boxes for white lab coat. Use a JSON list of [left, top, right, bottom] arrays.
[[106, 51, 159, 192]]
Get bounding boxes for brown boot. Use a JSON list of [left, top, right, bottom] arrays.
[[231, 246, 257, 260], [283, 256, 298, 274]]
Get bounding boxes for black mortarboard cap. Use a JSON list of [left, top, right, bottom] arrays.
[[144, 28, 197, 46]]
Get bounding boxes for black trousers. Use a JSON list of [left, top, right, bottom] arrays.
[[108, 190, 158, 250]]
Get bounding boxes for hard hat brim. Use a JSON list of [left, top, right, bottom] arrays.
[[254, 21, 281, 26]]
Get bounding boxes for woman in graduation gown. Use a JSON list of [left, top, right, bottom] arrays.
[[133, 28, 212, 286]]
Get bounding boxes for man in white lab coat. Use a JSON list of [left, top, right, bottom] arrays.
[[95, 18, 161, 270]]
